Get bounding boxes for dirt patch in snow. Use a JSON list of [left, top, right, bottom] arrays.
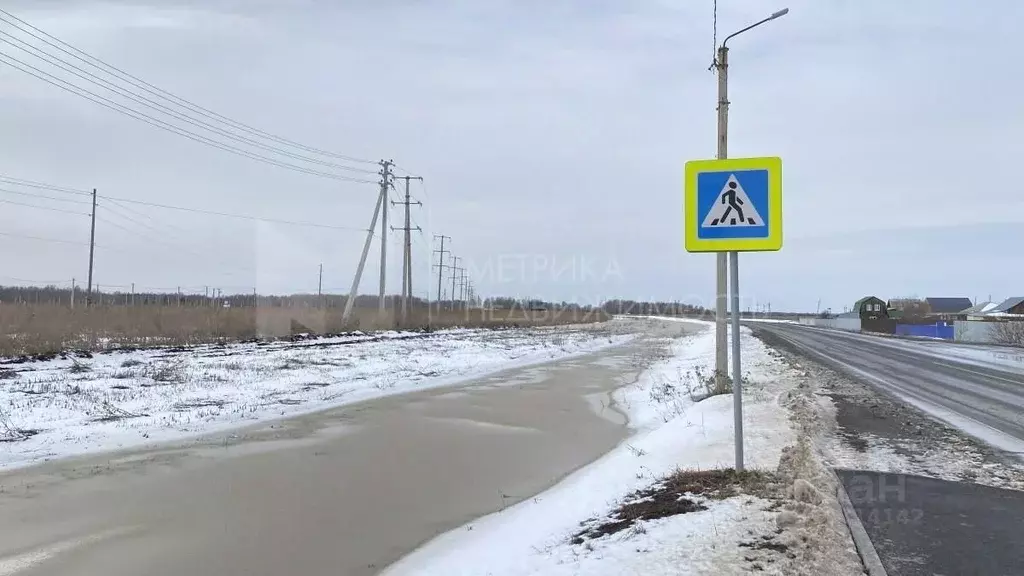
[[571, 468, 776, 544]]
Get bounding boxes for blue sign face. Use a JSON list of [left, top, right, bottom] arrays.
[[696, 169, 771, 240]]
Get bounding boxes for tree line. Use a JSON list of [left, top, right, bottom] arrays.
[[0, 285, 713, 316]]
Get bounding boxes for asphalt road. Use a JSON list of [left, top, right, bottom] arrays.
[[837, 469, 1024, 576], [754, 323, 1024, 576], [0, 321, 696, 576], [752, 323, 1024, 453]]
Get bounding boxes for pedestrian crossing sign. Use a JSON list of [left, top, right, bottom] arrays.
[[684, 156, 783, 252]]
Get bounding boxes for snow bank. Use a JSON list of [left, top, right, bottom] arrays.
[[0, 326, 633, 470], [384, 322, 802, 576]]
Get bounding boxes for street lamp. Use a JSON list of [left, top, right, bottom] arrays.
[[711, 7, 789, 471]]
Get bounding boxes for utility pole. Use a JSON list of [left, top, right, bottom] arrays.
[[318, 263, 323, 302], [458, 269, 467, 305], [71, 278, 76, 310], [712, 7, 790, 472], [86, 188, 97, 306], [378, 163, 395, 318], [449, 256, 461, 311], [713, 45, 730, 389], [131, 282, 135, 307], [343, 160, 392, 324], [392, 176, 423, 325], [433, 235, 451, 311]]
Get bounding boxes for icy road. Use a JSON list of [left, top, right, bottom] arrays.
[[754, 323, 1024, 453]]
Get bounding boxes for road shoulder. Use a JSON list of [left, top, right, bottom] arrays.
[[750, 324, 1024, 576]]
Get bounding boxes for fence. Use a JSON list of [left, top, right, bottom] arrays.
[[862, 318, 897, 334], [894, 322, 954, 340], [797, 317, 862, 332]]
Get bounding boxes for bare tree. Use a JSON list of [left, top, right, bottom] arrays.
[[992, 321, 1024, 347]]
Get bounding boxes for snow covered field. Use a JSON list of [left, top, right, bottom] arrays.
[[385, 321, 857, 576], [0, 325, 632, 470]]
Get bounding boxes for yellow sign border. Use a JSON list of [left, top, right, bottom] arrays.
[[684, 156, 783, 252]]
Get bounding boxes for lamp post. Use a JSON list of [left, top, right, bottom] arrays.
[[713, 7, 789, 471]]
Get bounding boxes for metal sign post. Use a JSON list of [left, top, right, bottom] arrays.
[[729, 250, 743, 468], [684, 156, 783, 471]]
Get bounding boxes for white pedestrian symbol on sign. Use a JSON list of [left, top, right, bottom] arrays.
[[701, 174, 764, 228]]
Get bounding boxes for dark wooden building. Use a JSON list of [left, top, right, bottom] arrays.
[[853, 296, 888, 319]]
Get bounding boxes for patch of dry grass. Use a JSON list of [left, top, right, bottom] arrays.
[[0, 303, 609, 357], [572, 468, 777, 543]]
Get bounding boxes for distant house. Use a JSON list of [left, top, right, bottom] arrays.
[[924, 297, 974, 320], [960, 301, 999, 320], [989, 296, 1024, 317], [887, 298, 928, 320], [853, 296, 887, 319]]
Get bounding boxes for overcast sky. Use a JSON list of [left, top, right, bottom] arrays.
[[0, 0, 1021, 312]]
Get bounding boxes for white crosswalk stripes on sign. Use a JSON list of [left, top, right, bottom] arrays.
[[700, 174, 764, 228]]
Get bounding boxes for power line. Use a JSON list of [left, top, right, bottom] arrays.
[[0, 186, 93, 205], [0, 171, 370, 231], [0, 51, 377, 184], [94, 210, 257, 274], [97, 202, 254, 274], [0, 30, 378, 176], [0, 228, 143, 257], [0, 197, 90, 216], [98, 193, 369, 232], [0, 230, 89, 246], [0, 175, 91, 195], [0, 8, 378, 166], [0, 275, 72, 286], [102, 196, 196, 239], [99, 201, 183, 238]]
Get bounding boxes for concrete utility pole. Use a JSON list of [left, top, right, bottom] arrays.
[[713, 6, 790, 472], [713, 46, 730, 388], [449, 256, 461, 311], [343, 160, 392, 324], [131, 282, 135, 306], [433, 235, 451, 309], [318, 263, 323, 301], [392, 176, 423, 324], [86, 188, 97, 306], [379, 166, 391, 317], [458, 269, 467, 304], [70, 278, 76, 310]]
